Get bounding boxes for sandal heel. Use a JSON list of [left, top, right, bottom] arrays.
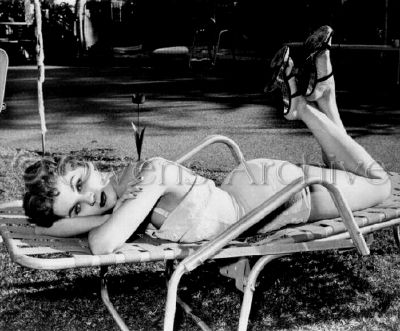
[[302, 25, 334, 97], [267, 46, 301, 118]]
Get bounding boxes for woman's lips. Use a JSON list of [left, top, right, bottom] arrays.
[[100, 191, 106, 207]]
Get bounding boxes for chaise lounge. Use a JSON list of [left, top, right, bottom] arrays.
[[1, 135, 400, 331]]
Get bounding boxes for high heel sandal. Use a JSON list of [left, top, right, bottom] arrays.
[[266, 46, 302, 118], [301, 25, 334, 98], [265, 46, 290, 93]]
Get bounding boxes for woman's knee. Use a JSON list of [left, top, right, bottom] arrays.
[[347, 176, 391, 211], [309, 177, 391, 221], [364, 160, 390, 181]]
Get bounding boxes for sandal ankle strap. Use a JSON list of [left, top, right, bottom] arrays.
[[316, 71, 334, 83]]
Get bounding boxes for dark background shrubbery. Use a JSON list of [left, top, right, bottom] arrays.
[[1, 0, 400, 65]]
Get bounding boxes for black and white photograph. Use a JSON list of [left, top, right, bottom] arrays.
[[1, 0, 400, 330]]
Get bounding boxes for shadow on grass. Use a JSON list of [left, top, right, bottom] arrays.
[[247, 230, 400, 329]]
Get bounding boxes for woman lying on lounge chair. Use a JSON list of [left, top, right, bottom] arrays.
[[23, 26, 391, 255]]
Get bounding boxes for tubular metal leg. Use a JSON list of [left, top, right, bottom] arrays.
[[164, 261, 212, 331], [100, 266, 130, 331], [164, 264, 186, 331], [238, 254, 286, 331], [393, 225, 400, 250]]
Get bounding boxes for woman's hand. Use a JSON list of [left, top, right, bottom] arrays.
[[113, 176, 144, 212], [88, 158, 168, 255]]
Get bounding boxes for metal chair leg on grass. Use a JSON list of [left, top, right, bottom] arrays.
[[164, 263, 188, 331], [393, 225, 400, 250], [238, 254, 286, 331], [100, 266, 130, 331], [164, 261, 211, 331]]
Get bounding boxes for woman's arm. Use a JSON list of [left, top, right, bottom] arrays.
[[88, 158, 168, 255], [35, 175, 145, 238], [35, 214, 110, 237]]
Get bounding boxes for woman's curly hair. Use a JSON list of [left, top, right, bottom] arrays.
[[23, 156, 87, 227]]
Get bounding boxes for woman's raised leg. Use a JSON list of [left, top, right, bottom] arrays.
[[311, 53, 345, 133], [284, 52, 383, 181], [286, 45, 391, 220], [297, 102, 391, 220]]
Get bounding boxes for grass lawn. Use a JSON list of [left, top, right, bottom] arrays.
[[1, 146, 400, 331]]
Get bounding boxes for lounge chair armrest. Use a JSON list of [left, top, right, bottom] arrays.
[[174, 135, 245, 166], [318, 180, 370, 256], [180, 177, 369, 272], [164, 176, 372, 331], [163, 176, 310, 331]]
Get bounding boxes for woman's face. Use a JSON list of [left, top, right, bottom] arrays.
[[52, 162, 117, 218]]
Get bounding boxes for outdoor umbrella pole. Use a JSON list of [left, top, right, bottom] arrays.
[[34, 0, 47, 155]]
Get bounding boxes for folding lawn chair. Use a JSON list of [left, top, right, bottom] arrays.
[[0, 48, 8, 113], [1, 135, 400, 331]]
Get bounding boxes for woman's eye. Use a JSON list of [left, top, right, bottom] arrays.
[[74, 203, 81, 215], [76, 179, 82, 192]]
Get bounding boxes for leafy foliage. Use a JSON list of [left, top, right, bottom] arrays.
[[0, 0, 26, 22]]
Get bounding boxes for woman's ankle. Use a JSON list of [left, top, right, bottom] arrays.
[[305, 50, 334, 101], [306, 74, 334, 101], [291, 96, 307, 121]]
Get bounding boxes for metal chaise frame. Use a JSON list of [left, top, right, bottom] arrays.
[[1, 135, 400, 331]]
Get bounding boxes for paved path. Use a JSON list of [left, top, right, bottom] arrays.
[[1, 65, 400, 172]]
